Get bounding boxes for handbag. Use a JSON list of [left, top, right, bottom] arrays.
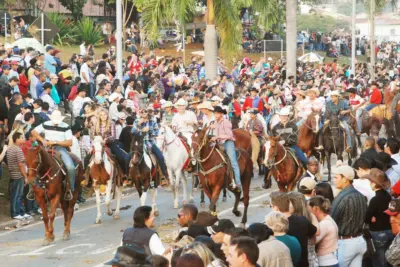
[[362, 224, 376, 256]]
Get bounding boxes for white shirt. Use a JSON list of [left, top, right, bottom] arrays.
[[109, 102, 119, 121], [203, 113, 215, 127], [72, 96, 85, 117], [71, 136, 82, 160], [353, 178, 375, 203], [392, 154, 400, 177], [40, 93, 56, 111], [171, 110, 198, 133], [225, 81, 235, 96], [80, 63, 90, 84], [30, 74, 39, 99], [34, 121, 73, 142]]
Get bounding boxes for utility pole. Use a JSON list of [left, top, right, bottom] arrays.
[[116, 0, 123, 84], [351, 0, 356, 75], [370, 0, 375, 81]]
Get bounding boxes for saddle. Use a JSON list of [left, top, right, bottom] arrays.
[[285, 147, 301, 168], [370, 105, 392, 119]]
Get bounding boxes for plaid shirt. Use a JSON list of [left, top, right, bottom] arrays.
[[326, 99, 350, 120], [131, 118, 159, 145]]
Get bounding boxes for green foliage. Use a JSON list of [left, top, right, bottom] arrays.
[[297, 14, 349, 33], [47, 13, 76, 46], [73, 17, 104, 46], [58, 0, 88, 20]]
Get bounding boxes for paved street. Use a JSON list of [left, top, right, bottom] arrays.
[[0, 175, 274, 267]]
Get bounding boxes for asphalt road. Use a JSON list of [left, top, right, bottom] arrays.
[[0, 174, 274, 267]]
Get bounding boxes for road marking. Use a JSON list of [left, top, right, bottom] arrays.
[[56, 244, 96, 255], [0, 192, 138, 237], [11, 244, 57, 256]]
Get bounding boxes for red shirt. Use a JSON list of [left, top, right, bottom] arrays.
[[68, 85, 79, 101], [233, 101, 241, 116], [18, 74, 29, 96], [370, 88, 382, 105], [242, 96, 264, 112]]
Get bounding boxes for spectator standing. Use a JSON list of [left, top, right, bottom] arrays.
[[44, 46, 57, 74], [385, 138, 400, 177], [331, 164, 367, 267], [227, 237, 259, 267], [385, 199, 400, 266]]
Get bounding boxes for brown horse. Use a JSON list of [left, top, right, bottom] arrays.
[[191, 128, 253, 226], [298, 111, 321, 158], [263, 136, 303, 192], [26, 146, 83, 245], [129, 133, 160, 216]]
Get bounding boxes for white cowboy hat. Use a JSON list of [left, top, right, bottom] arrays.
[[329, 91, 341, 97], [48, 110, 65, 125], [162, 101, 174, 108], [278, 108, 291, 116], [116, 112, 127, 120], [197, 101, 214, 111], [211, 96, 222, 102], [211, 81, 219, 86], [175, 98, 188, 107], [273, 88, 281, 95], [109, 92, 121, 102]]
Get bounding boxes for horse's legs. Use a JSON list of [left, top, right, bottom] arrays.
[[140, 188, 148, 206], [200, 189, 205, 208], [171, 169, 180, 209], [94, 186, 102, 224], [209, 186, 221, 215], [327, 153, 332, 182], [240, 166, 251, 227], [188, 172, 194, 203], [113, 186, 122, 219], [222, 188, 227, 202], [60, 200, 70, 240], [36, 189, 51, 245], [105, 179, 113, 216], [182, 171, 190, 205], [47, 195, 60, 243], [277, 182, 287, 192], [231, 189, 241, 217], [151, 187, 159, 216]]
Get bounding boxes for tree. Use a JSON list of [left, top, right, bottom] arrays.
[[58, 0, 87, 21], [109, 0, 137, 43]]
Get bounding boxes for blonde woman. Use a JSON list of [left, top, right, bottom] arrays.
[[8, 121, 27, 145], [182, 242, 226, 267], [94, 108, 115, 139]]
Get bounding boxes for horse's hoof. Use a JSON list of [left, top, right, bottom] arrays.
[[107, 211, 113, 216], [222, 197, 227, 202], [113, 215, 120, 220], [200, 202, 205, 208], [173, 204, 179, 209], [63, 233, 70, 241], [95, 219, 102, 224], [154, 210, 159, 217], [189, 198, 194, 204], [232, 210, 242, 217], [238, 223, 245, 228], [43, 238, 53, 246]]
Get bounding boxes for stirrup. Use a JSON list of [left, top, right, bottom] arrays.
[[26, 188, 35, 201], [64, 190, 73, 201]]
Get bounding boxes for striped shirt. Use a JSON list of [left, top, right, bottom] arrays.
[[6, 144, 25, 179], [34, 121, 73, 142], [331, 184, 367, 236]]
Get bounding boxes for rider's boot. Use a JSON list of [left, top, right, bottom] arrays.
[[26, 183, 35, 200], [315, 132, 324, 150], [64, 181, 73, 201]]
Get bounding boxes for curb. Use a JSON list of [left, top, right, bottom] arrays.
[[0, 187, 137, 231]]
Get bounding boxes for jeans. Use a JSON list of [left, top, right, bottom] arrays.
[[365, 103, 378, 111], [356, 109, 363, 133], [54, 146, 76, 191], [370, 230, 394, 267], [224, 140, 241, 186], [23, 184, 38, 213], [10, 178, 25, 217], [151, 143, 168, 177], [290, 145, 308, 167], [109, 140, 131, 175], [88, 82, 95, 98], [338, 235, 367, 267], [342, 121, 353, 148]]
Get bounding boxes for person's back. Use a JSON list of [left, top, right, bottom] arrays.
[[275, 234, 301, 265], [123, 226, 157, 256], [257, 236, 293, 267], [287, 215, 317, 267]]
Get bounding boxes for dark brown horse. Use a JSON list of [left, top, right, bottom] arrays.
[[129, 134, 160, 216], [263, 136, 303, 192], [298, 111, 321, 158], [191, 128, 253, 227], [26, 146, 83, 245]]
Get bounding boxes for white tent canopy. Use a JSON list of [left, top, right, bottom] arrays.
[[12, 38, 45, 53], [298, 52, 324, 63]]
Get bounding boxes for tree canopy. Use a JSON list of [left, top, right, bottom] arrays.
[[58, 0, 87, 20], [297, 14, 349, 33]]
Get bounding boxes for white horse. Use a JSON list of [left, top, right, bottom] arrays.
[[157, 125, 194, 208], [91, 136, 122, 224]]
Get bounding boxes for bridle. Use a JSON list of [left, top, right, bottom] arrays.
[[27, 148, 62, 184], [158, 126, 177, 151], [266, 140, 287, 169]]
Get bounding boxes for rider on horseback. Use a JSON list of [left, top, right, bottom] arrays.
[[171, 98, 198, 146], [271, 108, 308, 169], [347, 88, 366, 135], [245, 109, 265, 170], [31, 110, 75, 200], [208, 106, 241, 190], [318, 90, 353, 152], [132, 109, 169, 180]]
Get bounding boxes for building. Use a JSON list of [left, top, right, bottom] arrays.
[[356, 13, 400, 43]]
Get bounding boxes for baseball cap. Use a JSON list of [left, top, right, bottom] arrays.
[[299, 177, 317, 191], [2, 65, 10, 70], [10, 60, 19, 65], [46, 45, 55, 51], [333, 164, 355, 180], [206, 219, 235, 235], [385, 199, 400, 216]]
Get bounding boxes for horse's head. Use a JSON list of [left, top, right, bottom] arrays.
[[191, 127, 208, 159], [327, 114, 340, 136], [306, 111, 321, 134], [264, 135, 281, 168], [131, 134, 145, 165], [26, 146, 42, 181], [93, 136, 105, 165]]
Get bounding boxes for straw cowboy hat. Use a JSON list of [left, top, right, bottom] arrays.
[[190, 97, 201, 105], [273, 88, 282, 95], [48, 110, 65, 125], [307, 88, 320, 96], [162, 101, 173, 108], [365, 168, 391, 190], [329, 91, 341, 97], [197, 101, 214, 111], [175, 98, 188, 107], [295, 90, 307, 97]]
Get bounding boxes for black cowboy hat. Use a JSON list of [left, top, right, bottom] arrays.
[[213, 106, 227, 115], [248, 109, 258, 115], [346, 88, 357, 94], [105, 246, 147, 267], [376, 152, 398, 168], [249, 87, 259, 92]]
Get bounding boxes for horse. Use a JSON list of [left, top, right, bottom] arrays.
[[157, 125, 194, 208], [263, 136, 303, 192], [90, 136, 123, 224], [129, 134, 159, 216], [298, 111, 321, 158], [322, 115, 356, 181], [26, 146, 84, 245], [191, 127, 253, 226]]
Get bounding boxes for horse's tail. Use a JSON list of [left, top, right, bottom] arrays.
[[383, 118, 395, 138]]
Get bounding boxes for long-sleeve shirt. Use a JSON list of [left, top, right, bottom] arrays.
[[365, 189, 391, 231], [315, 215, 338, 256], [370, 88, 382, 104], [131, 118, 159, 145], [331, 185, 367, 236], [171, 110, 198, 134], [386, 233, 400, 267], [272, 121, 298, 146], [208, 118, 234, 143], [246, 118, 264, 137]]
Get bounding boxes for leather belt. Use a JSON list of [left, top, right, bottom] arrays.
[[339, 233, 362, 240]]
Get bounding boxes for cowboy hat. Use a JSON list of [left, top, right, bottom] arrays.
[[249, 87, 259, 92], [210, 96, 222, 102], [190, 97, 201, 104], [273, 88, 281, 95], [162, 101, 173, 108], [365, 168, 391, 190], [376, 152, 398, 168], [116, 112, 127, 120], [295, 90, 307, 97], [329, 91, 341, 97], [175, 98, 188, 107], [307, 88, 320, 96], [48, 110, 65, 125], [278, 108, 290, 116], [197, 101, 214, 111], [109, 92, 121, 102], [213, 105, 227, 114]]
